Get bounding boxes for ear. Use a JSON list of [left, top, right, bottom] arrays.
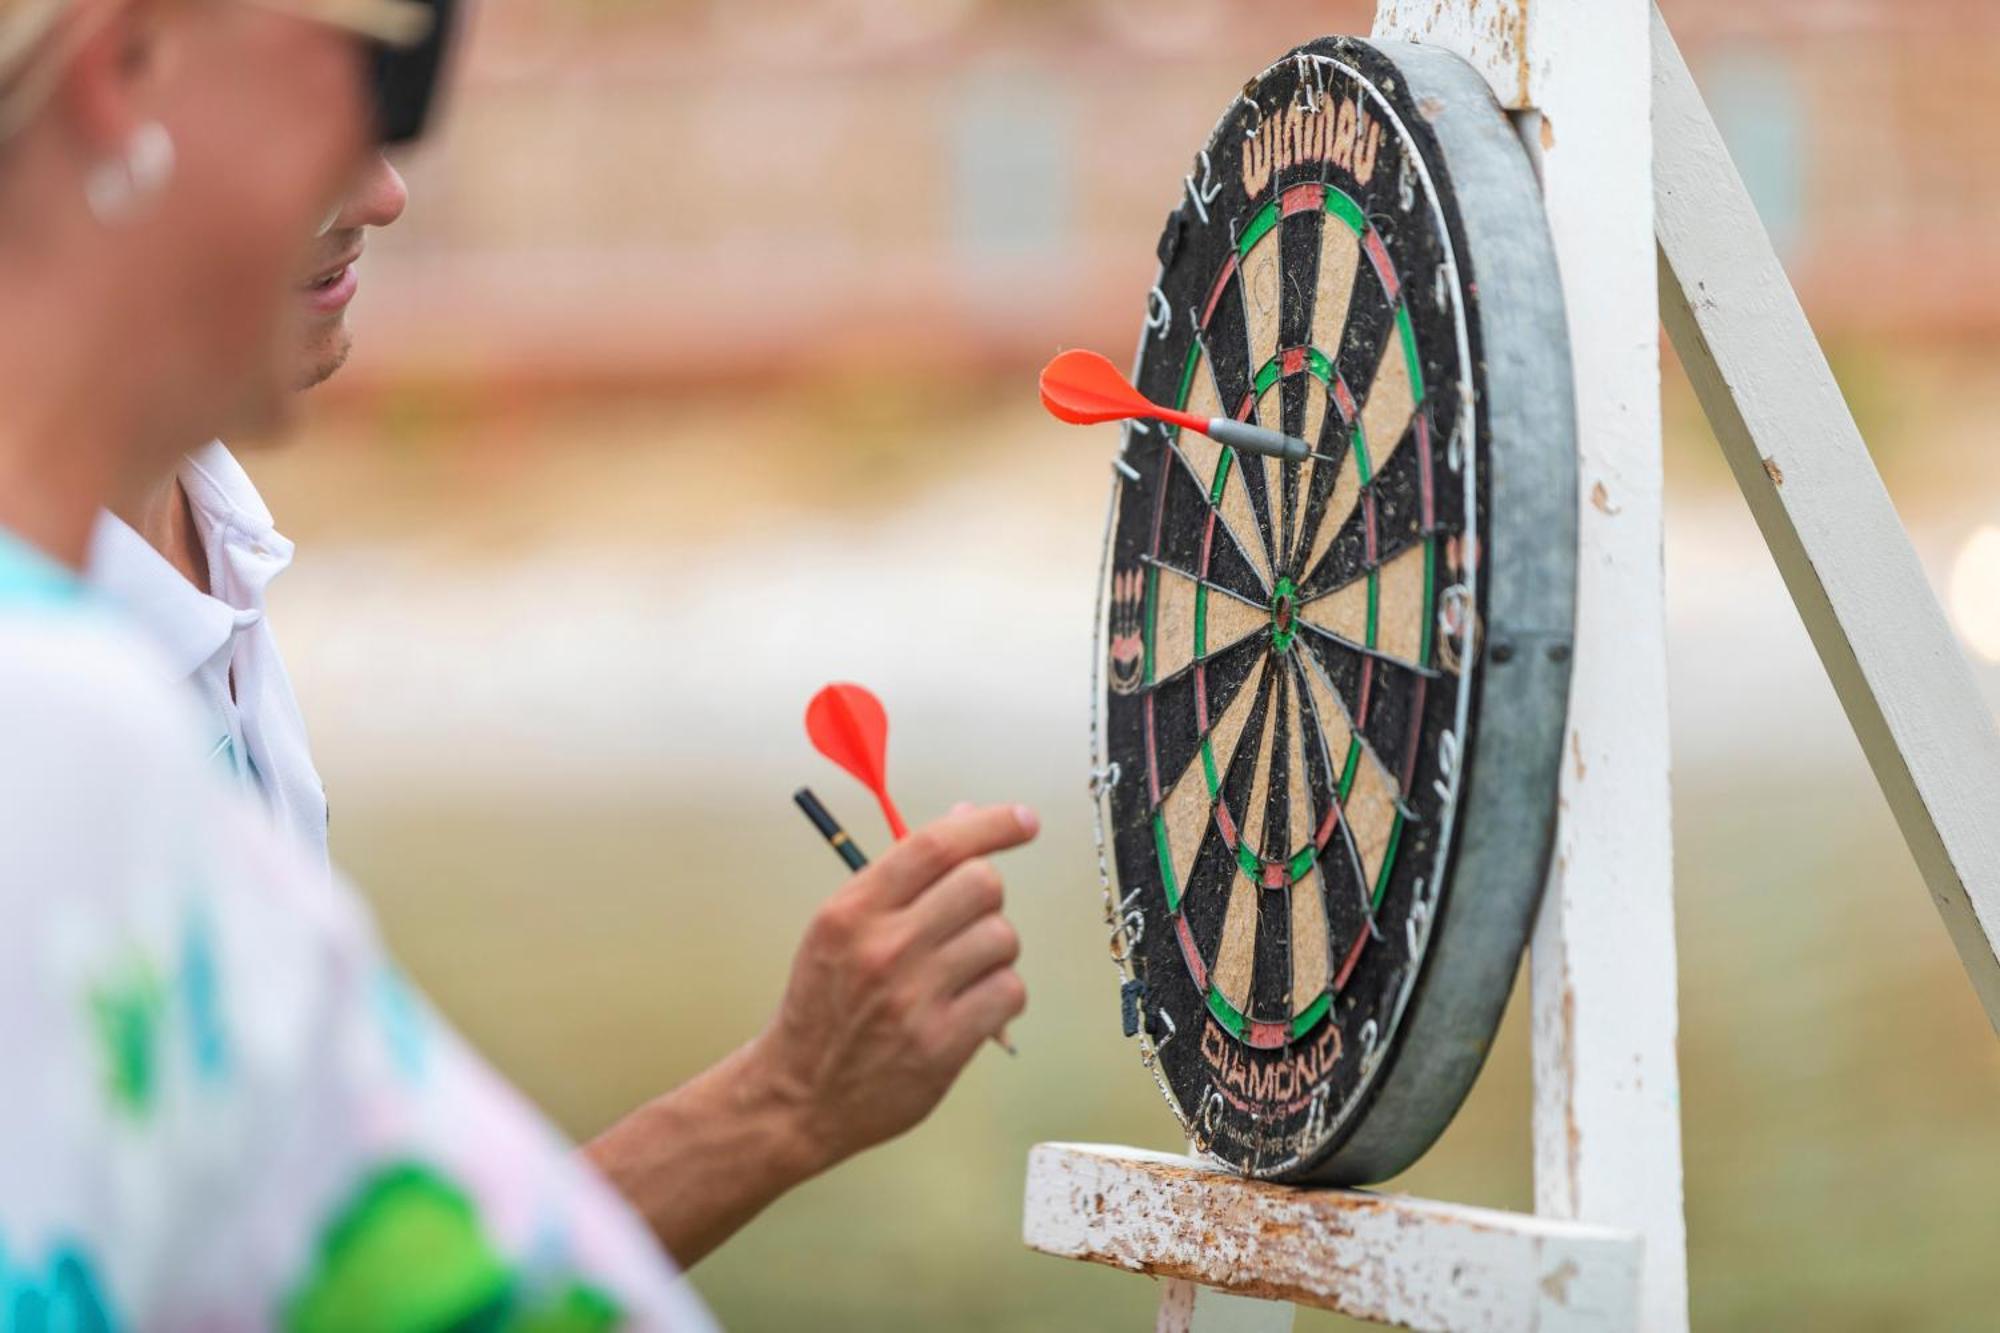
[[54, 0, 166, 159]]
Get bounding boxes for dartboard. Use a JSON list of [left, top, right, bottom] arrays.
[[1093, 37, 1576, 1184]]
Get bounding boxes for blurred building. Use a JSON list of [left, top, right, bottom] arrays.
[[345, 0, 2000, 393]]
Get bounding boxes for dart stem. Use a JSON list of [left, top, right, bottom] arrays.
[[877, 792, 909, 842]]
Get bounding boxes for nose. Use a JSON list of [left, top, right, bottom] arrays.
[[333, 154, 409, 232]]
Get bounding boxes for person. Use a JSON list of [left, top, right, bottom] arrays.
[[87, 0, 1034, 1286], [0, 0, 1032, 1324], [85, 149, 409, 867]]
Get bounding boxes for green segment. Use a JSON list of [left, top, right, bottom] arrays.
[[1154, 814, 1182, 914], [1290, 992, 1333, 1039], [1206, 986, 1249, 1039], [1252, 358, 1282, 396], [1307, 347, 1334, 382], [1236, 843, 1261, 879], [1175, 340, 1202, 414], [1288, 846, 1317, 880], [1373, 816, 1407, 911], [1237, 200, 1281, 256], [1325, 187, 1368, 236]]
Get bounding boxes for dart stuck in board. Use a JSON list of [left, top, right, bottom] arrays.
[[1040, 348, 1334, 465]]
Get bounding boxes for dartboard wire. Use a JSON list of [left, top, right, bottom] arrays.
[[1286, 370, 1359, 582], [1128, 623, 1271, 704], [1292, 614, 1440, 680], [1174, 329, 1275, 600], [1288, 645, 1386, 943], [1298, 635, 1426, 828], [1215, 254, 1286, 582], [1137, 552, 1268, 612], [1159, 437, 1275, 604]]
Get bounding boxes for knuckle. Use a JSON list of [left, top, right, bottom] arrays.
[[964, 859, 1004, 909], [904, 828, 953, 880]]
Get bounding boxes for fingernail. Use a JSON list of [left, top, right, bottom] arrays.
[[1014, 805, 1040, 836]]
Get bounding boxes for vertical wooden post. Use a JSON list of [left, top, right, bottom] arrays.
[[1370, 3, 1690, 1329]]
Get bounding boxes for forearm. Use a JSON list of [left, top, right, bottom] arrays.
[[583, 1035, 825, 1269]]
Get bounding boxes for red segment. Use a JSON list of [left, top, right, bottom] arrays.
[[1176, 914, 1208, 990], [1247, 1020, 1290, 1049], [1203, 253, 1240, 328], [1236, 392, 1257, 423], [1281, 183, 1325, 216], [1333, 378, 1357, 422], [1364, 229, 1399, 302], [1282, 346, 1308, 377], [1314, 804, 1340, 851], [1145, 693, 1161, 805], [1261, 862, 1288, 889], [1333, 923, 1370, 992], [1215, 800, 1238, 849]]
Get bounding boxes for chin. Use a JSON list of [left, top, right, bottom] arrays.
[[295, 325, 355, 394]]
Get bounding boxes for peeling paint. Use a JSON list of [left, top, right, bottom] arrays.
[[1761, 456, 1784, 487], [1589, 480, 1619, 515]]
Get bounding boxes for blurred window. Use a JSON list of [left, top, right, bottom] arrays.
[[949, 67, 1073, 259]]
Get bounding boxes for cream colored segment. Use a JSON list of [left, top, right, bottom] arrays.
[[1149, 567, 1199, 681], [1203, 588, 1273, 660], [1373, 543, 1430, 666], [1158, 757, 1213, 902], [1310, 219, 1361, 358], [1359, 332, 1415, 473], [1218, 458, 1274, 589], [1205, 659, 1266, 793], [1298, 451, 1362, 586], [1241, 228, 1284, 378], [1297, 577, 1367, 647], [1290, 867, 1333, 1013], [1177, 355, 1224, 491], [1236, 687, 1279, 858], [1155, 658, 1268, 894], [1283, 672, 1316, 859], [1296, 651, 1355, 775], [1210, 870, 1261, 1013], [1252, 386, 1286, 554], [1345, 743, 1401, 889], [1291, 382, 1330, 563]]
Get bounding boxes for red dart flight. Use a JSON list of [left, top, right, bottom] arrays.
[[805, 682, 909, 840]]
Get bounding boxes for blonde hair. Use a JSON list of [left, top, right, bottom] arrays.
[[0, 0, 103, 144]]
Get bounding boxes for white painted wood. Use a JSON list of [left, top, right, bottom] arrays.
[[1373, 2, 1690, 1330], [1651, 5, 2000, 1028], [1024, 1144, 1643, 1331]]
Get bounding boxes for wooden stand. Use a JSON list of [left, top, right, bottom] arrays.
[[1024, 3, 2000, 1329]]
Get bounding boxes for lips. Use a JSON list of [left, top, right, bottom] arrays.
[[305, 248, 363, 290]]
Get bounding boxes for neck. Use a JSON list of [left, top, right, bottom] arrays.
[[114, 469, 211, 594], [0, 255, 181, 573]]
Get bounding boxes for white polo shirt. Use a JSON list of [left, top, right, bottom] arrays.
[[87, 441, 329, 869]]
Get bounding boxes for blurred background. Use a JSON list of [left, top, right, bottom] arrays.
[[245, 0, 1999, 1326]]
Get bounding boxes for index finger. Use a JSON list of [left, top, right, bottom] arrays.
[[865, 803, 1040, 908]]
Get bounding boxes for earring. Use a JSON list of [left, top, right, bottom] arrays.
[[85, 121, 175, 225]]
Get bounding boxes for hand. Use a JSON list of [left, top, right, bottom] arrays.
[[752, 802, 1038, 1175]]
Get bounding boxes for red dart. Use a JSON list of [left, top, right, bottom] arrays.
[[1040, 348, 1334, 464], [805, 682, 909, 840]]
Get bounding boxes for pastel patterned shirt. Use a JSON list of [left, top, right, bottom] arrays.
[[0, 531, 715, 1331]]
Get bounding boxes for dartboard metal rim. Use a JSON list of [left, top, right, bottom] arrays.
[[1089, 36, 1576, 1185]]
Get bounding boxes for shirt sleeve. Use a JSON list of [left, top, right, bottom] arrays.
[[0, 612, 715, 1332]]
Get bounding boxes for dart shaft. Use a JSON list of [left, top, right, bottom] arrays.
[[1205, 415, 1314, 463], [795, 787, 869, 871]]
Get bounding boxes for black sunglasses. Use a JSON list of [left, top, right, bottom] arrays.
[[368, 0, 457, 146]]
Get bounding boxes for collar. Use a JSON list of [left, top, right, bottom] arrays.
[[85, 442, 292, 681]]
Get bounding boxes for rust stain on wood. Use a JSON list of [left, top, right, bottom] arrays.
[[1540, 1257, 1580, 1305], [1762, 456, 1784, 487]]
